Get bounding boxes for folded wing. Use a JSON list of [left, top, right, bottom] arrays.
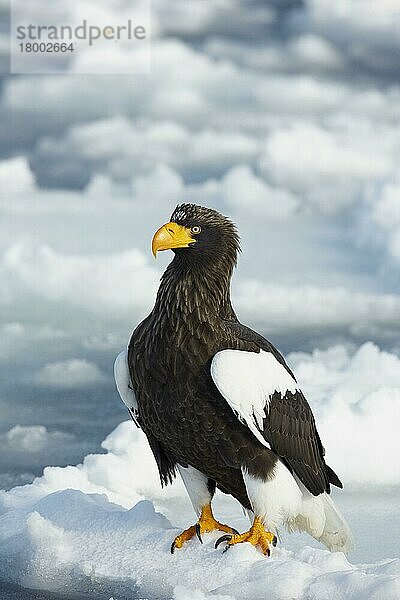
[[211, 349, 342, 496]]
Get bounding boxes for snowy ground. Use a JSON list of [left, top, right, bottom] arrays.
[[1, 345, 400, 600], [0, 422, 398, 600]]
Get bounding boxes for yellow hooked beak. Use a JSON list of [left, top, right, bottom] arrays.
[[152, 222, 196, 257]]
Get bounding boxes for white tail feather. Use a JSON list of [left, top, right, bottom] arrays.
[[318, 493, 354, 554], [293, 484, 354, 555]]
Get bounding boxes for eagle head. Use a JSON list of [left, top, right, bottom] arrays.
[[152, 204, 240, 270]]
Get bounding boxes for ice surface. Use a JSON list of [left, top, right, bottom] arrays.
[[0, 422, 398, 600]]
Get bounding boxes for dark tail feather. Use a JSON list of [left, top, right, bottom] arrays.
[[146, 433, 177, 487], [326, 464, 343, 489]]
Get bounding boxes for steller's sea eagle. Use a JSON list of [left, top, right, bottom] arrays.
[[114, 204, 353, 556]]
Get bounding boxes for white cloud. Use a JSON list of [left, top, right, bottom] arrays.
[[3, 24, 399, 224], [33, 116, 260, 184], [157, 0, 275, 39], [128, 163, 184, 209], [2, 39, 244, 126], [366, 180, 400, 264], [259, 122, 395, 214], [236, 281, 400, 336], [1, 167, 400, 343], [4, 236, 400, 342], [208, 33, 345, 75], [0, 156, 35, 193], [371, 183, 400, 231], [0, 322, 66, 362], [288, 34, 344, 70], [0, 425, 74, 453], [220, 165, 300, 220], [35, 359, 105, 387], [82, 332, 126, 351], [290, 0, 400, 74], [1, 242, 159, 318]]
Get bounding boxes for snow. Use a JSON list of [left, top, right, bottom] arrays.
[[0, 342, 399, 598], [290, 343, 400, 488], [0, 485, 398, 600], [0, 416, 398, 599]]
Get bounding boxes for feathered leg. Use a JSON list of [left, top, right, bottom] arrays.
[[216, 459, 301, 555], [171, 465, 238, 553]]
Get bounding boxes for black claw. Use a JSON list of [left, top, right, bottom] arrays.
[[222, 544, 231, 554], [171, 541, 176, 554], [266, 548, 270, 557], [215, 534, 232, 549], [272, 535, 277, 547], [232, 528, 240, 535], [195, 523, 203, 544]]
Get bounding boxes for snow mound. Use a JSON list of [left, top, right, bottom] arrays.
[[289, 342, 400, 487], [0, 422, 399, 599], [0, 422, 184, 513]]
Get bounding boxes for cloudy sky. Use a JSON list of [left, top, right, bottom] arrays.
[[0, 0, 400, 485]]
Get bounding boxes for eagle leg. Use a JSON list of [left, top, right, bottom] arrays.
[[215, 516, 277, 556], [171, 503, 239, 553]]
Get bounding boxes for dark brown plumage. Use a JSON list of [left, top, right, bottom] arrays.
[[127, 203, 342, 512]]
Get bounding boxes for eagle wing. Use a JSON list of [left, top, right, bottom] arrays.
[[114, 349, 177, 486], [114, 350, 140, 427], [211, 345, 342, 496]]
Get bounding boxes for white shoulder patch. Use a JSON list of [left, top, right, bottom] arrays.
[[211, 349, 297, 448], [114, 350, 140, 427]]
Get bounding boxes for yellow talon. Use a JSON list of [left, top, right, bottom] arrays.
[[171, 525, 197, 551], [171, 504, 238, 553], [215, 516, 277, 556]]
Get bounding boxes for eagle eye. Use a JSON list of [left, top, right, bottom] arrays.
[[191, 226, 201, 234]]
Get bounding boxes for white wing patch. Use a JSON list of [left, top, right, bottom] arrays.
[[211, 349, 297, 448], [114, 350, 140, 427]]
